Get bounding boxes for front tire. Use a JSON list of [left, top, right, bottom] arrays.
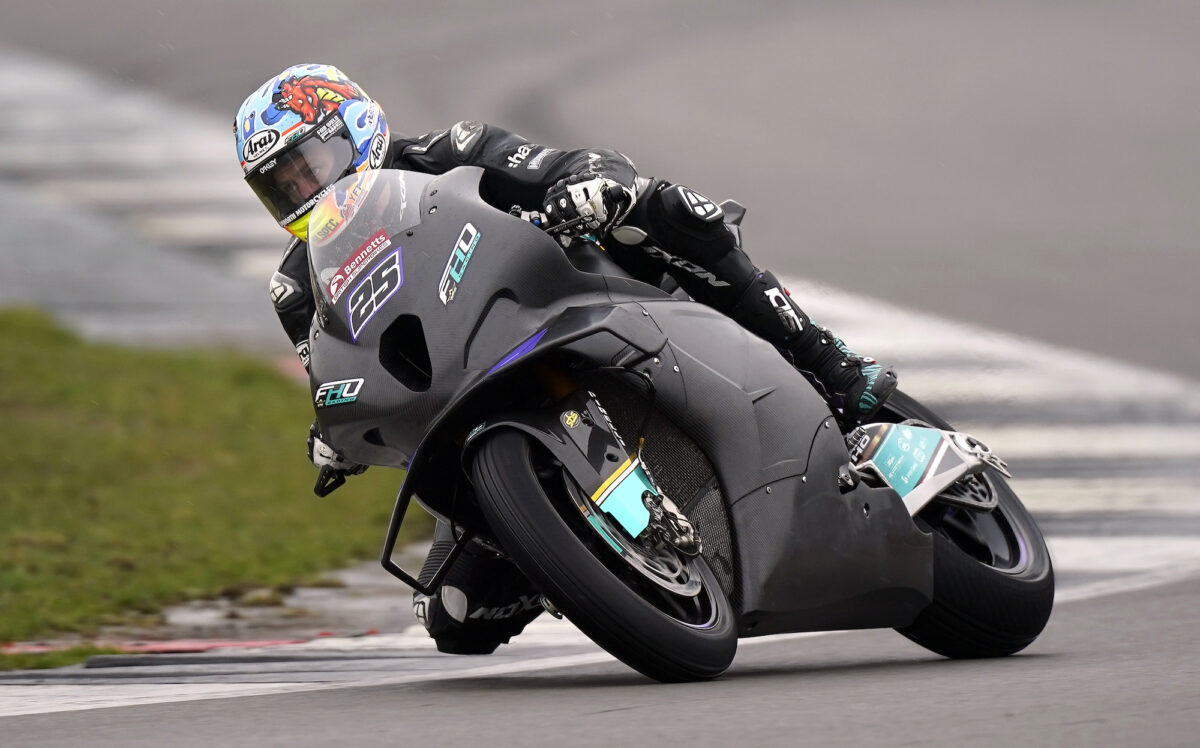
[[885, 392, 1055, 658], [471, 430, 737, 682]]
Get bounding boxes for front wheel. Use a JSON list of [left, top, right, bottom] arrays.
[[884, 391, 1055, 658], [471, 430, 737, 682]]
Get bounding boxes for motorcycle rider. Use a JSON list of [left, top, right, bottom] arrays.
[[236, 64, 898, 654]]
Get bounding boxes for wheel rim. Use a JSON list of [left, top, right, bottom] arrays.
[[532, 455, 722, 630], [923, 473, 1030, 573]]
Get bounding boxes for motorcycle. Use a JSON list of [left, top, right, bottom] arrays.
[[304, 166, 1054, 682]]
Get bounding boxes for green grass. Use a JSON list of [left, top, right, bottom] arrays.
[[0, 309, 432, 643]]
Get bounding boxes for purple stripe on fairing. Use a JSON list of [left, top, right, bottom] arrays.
[[487, 329, 548, 375]]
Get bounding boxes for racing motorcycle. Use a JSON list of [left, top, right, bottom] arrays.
[[305, 166, 1054, 682]]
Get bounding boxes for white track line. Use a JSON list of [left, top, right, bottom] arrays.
[[3, 563, 1195, 719]]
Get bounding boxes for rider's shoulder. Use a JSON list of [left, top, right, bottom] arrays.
[[282, 235, 305, 259]]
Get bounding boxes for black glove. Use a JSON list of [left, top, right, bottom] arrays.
[[542, 175, 631, 246]]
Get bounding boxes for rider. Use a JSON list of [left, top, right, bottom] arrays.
[[236, 64, 898, 654]]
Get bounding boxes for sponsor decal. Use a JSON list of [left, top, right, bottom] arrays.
[[368, 132, 387, 169], [588, 393, 628, 452], [329, 229, 391, 302], [242, 128, 279, 163], [295, 339, 311, 369], [316, 114, 345, 142], [272, 74, 361, 125], [285, 130, 305, 145], [362, 105, 379, 133], [763, 286, 802, 335], [315, 378, 364, 408], [586, 151, 603, 174], [468, 594, 542, 620], [846, 427, 872, 463], [639, 245, 731, 288], [526, 147, 556, 170], [311, 216, 341, 244], [561, 410, 581, 429], [257, 157, 278, 175], [280, 184, 334, 226], [506, 143, 535, 168], [347, 248, 403, 340], [437, 223, 481, 304]]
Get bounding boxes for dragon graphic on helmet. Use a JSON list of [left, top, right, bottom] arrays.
[[235, 64, 389, 241]]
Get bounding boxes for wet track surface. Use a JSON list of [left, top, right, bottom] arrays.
[[1, 2, 1199, 744]]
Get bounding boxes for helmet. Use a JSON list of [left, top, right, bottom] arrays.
[[235, 64, 389, 241]]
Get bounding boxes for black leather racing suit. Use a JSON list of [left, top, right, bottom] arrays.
[[269, 121, 795, 654]]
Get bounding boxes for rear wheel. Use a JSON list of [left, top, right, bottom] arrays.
[[471, 430, 737, 682], [884, 392, 1055, 658]]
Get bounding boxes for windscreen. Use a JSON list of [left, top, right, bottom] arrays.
[[308, 169, 419, 312]]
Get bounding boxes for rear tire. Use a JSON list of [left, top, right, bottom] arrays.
[[885, 392, 1055, 658], [471, 430, 737, 682]]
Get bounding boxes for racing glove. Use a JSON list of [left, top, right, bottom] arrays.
[[542, 175, 633, 246]]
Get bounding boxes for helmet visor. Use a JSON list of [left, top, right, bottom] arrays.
[[244, 128, 356, 226]]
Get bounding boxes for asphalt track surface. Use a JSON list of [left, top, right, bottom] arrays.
[[2, 2, 1199, 744]]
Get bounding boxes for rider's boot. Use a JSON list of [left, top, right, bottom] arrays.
[[730, 269, 898, 428], [412, 521, 543, 654]]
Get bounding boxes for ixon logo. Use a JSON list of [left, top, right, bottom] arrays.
[[315, 378, 364, 408]]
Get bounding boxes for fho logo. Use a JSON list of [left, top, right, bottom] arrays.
[[315, 378, 364, 408], [243, 128, 280, 163]]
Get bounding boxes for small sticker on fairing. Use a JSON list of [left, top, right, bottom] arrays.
[[561, 410, 581, 429], [315, 378, 364, 408], [438, 223, 481, 305]]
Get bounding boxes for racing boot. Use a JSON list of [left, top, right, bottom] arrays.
[[412, 521, 543, 654], [730, 269, 898, 428]]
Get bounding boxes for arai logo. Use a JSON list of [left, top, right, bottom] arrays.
[[242, 128, 280, 163], [368, 133, 387, 169]]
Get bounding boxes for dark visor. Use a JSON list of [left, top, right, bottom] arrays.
[[245, 128, 355, 224]]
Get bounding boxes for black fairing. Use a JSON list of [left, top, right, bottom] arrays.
[[307, 167, 932, 635]]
